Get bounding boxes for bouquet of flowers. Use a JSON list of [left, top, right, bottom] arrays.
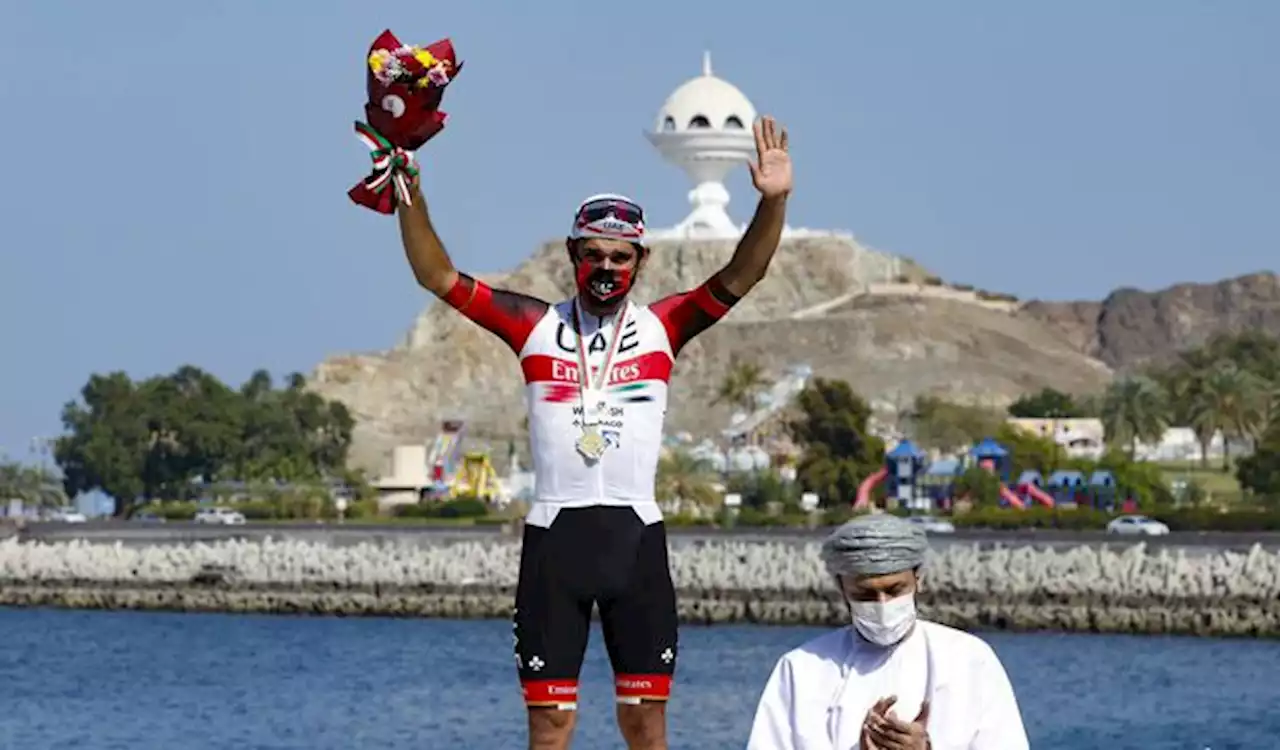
[[348, 29, 463, 214]]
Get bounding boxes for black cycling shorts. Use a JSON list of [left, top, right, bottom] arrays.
[[512, 505, 678, 710]]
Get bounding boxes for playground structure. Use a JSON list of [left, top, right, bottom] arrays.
[[855, 436, 1137, 511], [855, 440, 925, 509], [420, 419, 506, 502], [426, 420, 468, 495], [968, 438, 1049, 509], [448, 451, 502, 501], [1015, 469, 1128, 511]]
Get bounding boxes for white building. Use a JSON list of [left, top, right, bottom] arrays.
[[645, 53, 830, 242], [373, 444, 430, 508], [1133, 427, 1251, 463], [1006, 418, 1106, 460]]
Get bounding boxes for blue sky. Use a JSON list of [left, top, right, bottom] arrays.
[[2, 1, 1277, 463]]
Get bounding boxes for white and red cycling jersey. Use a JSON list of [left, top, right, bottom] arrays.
[[441, 274, 740, 528]]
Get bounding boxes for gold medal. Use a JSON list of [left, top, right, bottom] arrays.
[[573, 301, 628, 453], [576, 427, 607, 460]]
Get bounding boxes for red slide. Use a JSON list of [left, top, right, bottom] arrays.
[[998, 484, 1026, 509], [1023, 483, 1055, 508], [855, 467, 888, 509]]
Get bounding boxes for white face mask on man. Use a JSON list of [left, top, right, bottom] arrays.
[[849, 593, 917, 646]]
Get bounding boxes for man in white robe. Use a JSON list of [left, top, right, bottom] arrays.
[[745, 514, 1029, 750]]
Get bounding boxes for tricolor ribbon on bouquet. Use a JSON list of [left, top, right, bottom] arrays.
[[348, 122, 420, 214], [348, 29, 463, 214]]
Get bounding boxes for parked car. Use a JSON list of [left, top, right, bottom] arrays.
[[48, 508, 88, 523], [130, 511, 166, 523], [904, 515, 956, 534], [1105, 515, 1170, 536], [193, 507, 246, 525]]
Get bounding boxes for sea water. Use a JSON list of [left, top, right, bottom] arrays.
[[0, 608, 1274, 749]]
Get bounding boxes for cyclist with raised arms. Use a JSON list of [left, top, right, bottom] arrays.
[[396, 116, 792, 750]]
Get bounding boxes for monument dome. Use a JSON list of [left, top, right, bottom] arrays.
[[654, 52, 757, 134], [646, 53, 758, 240]]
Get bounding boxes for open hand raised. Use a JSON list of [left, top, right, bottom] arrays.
[[748, 116, 793, 200]]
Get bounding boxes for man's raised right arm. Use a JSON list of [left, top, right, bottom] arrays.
[[396, 185, 548, 352], [397, 184, 459, 296]]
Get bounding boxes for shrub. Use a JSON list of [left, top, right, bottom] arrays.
[[1149, 507, 1280, 532], [727, 473, 799, 511], [950, 507, 1114, 530], [343, 497, 381, 519], [435, 497, 489, 518], [151, 501, 198, 520], [392, 496, 490, 520], [937, 506, 1280, 532]]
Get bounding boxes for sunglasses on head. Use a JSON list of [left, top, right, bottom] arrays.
[[575, 198, 644, 227]]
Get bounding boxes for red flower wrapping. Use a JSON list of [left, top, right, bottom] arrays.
[[349, 29, 463, 214]]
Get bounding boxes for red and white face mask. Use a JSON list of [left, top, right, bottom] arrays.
[[568, 194, 647, 305], [575, 263, 634, 304]]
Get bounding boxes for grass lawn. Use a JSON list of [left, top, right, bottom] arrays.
[[1154, 460, 1243, 502]]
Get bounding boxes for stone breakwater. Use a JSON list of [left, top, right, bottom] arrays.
[[1, 538, 1277, 637]]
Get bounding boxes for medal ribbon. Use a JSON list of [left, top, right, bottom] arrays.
[[572, 300, 629, 422]]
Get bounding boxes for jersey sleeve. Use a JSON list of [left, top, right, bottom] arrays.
[[648, 275, 742, 356], [440, 273, 548, 353]]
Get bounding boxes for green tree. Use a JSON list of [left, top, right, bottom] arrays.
[[55, 372, 153, 508], [1100, 376, 1168, 457], [952, 465, 1001, 506], [1190, 362, 1263, 471], [1250, 379, 1280, 442], [1154, 359, 1215, 467], [1199, 330, 1280, 382], [993, 424, 1171, 507], [1150, 331, 1280, 467], [1007, 387, 1092, 419], [911, 396, 1004, 451], [54, 367, 354, 516], [788, 378, 884, 506], [0, 458, 67, 509], [655, 450, 720, 510], [727, 471, 800, 511], [993, 423, 1064, 476], [714, 357, 769, 414], [1236, 418, 1280, 501]]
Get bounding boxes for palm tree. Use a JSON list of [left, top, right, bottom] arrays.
[[1101, 376, 1169, 457], [1157, 362, 1214, 467], [714, 357, 769, 414], [655, 450, 720, 514], [1245, 375, 1280, 445], [0, 458, 67, 510], [1191, 363, 1262, 471]]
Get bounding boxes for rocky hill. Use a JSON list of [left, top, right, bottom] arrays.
[[310, 234, 1118, 474], [1021, 272, 1280, 372]]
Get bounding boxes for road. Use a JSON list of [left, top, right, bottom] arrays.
[[8, 520, 1280, 552]]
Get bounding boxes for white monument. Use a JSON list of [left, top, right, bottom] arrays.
[[646, 53, 828, 241], [646, 53, 759, 240]]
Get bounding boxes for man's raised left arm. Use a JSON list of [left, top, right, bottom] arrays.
[[713, 115, 792, 298], [651, 116, 793, 355]]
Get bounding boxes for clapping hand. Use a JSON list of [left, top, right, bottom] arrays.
[[860, 696, 930, 750]]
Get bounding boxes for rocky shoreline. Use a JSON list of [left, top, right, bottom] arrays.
[[1, 537, 1277, 637]]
